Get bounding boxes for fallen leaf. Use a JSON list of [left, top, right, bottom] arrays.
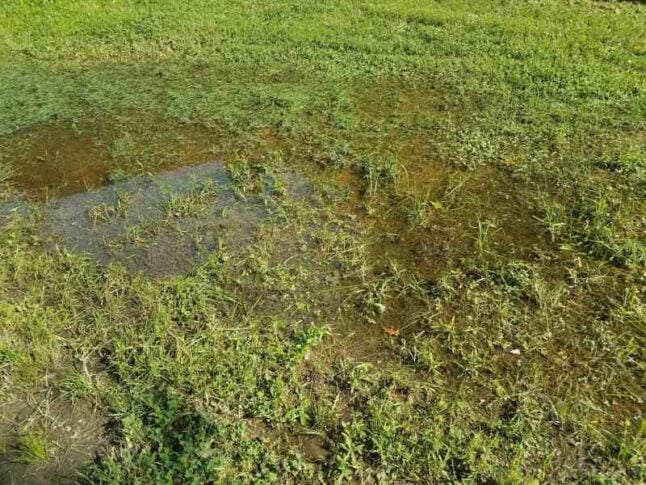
[[383, 326, 400, 337]]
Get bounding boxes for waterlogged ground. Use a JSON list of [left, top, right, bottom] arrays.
[[0, 1, 645, 483], [42, 161, 310, 278]]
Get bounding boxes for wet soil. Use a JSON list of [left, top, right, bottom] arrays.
[[0, 395, 105, 485]]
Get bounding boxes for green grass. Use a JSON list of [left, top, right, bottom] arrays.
[[89, 192, 132, 224], [14, 432, 49, 465], [164, 179, 219, 219], [0, 0, 645, 482]]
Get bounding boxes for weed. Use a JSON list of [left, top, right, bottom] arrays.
[[107, 223, 155, 249], [355, 280, 389, 324], [405, 190, 442, 228], [474, 218, 497, 257], [356, 155, 397, 199], [110, 133, 136, 159], [14, 431, 49, 465], [315, 143, 352, 170], [107, 169, 129, 185], [88, 192, 132, 224], [226, 157, 277, 199], [396, 333, 443, 376], [165, 179, 218, 219], [0, 158, 14, 184]]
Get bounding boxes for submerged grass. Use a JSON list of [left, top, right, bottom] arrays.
[[0, 0, 645, 482]]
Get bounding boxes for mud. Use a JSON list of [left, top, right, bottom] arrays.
[[0, 395, 105, 484]]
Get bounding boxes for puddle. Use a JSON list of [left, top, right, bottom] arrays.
[[290, 434, 329, 463], [4, 125, 112, 199], [42, 161, 308, 278], [1, 121, 221, 200]]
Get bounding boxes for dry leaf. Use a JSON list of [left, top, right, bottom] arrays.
[[383, 326, 400, 337]]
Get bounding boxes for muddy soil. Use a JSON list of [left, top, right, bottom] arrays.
[[0, 395, 105, 485]]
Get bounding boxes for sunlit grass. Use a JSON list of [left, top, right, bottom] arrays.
[[0, 0, 644, 482]]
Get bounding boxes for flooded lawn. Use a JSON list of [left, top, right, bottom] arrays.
[[0, 1, 644, 481], [1, 111, 643, 482]]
